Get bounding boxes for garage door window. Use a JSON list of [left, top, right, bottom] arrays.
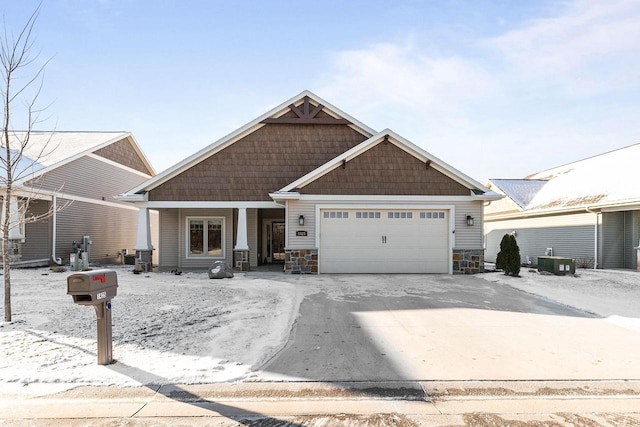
[[355, 211, 381, 219], [323, 211, 349, 219], [420, 211, 445, 219], [388, 211, 413, 219]]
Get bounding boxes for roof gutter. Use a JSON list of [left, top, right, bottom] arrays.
[[473, 191, 503, 202], [269, 191, 301, 201], [115, 192, 147, 203], [487, 199, 640, 222]]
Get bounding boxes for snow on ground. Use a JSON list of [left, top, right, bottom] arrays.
[[1, 264, 638, 396], [480, 268, 640, 332], [0, 265, 303, 394]]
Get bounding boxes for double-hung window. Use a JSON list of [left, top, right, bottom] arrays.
[[187, 217, 224, 258]]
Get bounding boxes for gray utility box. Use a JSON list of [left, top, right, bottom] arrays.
[[537, 256, 575, 275], [67, 269, 118, 305]]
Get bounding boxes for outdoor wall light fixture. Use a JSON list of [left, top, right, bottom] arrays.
[[466, 215, 474, 226], [299, 215, 305, 226]]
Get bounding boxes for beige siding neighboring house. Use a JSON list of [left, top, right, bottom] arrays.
[[485, 143, 640, 270], [3, 131, 156, 267], [120, 91, 500, 274]]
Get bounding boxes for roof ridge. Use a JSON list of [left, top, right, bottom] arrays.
[[527, 141, 640, 178]]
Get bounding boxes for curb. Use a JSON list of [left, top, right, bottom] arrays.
[[1, 380, 640, 423]]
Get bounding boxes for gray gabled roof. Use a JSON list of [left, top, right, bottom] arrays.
[[489, 179, 548, 209]]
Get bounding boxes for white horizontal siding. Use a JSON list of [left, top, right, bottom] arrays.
[[453, 201, 483, 250], [159, 209, 179, 267], [286, 200, 316, 249], [484, 212, 598, 266], [286, 199, 485, 252], [484, 196, 522, 216], [28, 155, 149, 202], [22, 199, 51, 260], [55, 197, 139, 264]]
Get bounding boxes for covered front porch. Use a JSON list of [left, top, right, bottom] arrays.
[[134, 202, 285, 271]]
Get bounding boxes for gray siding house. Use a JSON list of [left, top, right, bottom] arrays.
[[484, 143, 640, 270], [3, 131, 155, 266], [119, 91, 500, 274]]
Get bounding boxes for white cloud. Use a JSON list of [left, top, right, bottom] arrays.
[[487, 0, 640, 95], [319, 41, 494, 117], [317, 0, 640, 182]]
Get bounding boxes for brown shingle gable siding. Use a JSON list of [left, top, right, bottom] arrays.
[[94, 137, 153, 175], [300, 141, 470, 196], [148, 124, 367, 201]]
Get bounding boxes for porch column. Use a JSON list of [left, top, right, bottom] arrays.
[[135, 207, 152, 251], [235, 207, 249, 251], [7, 196, 23, 241], [134, 207, 153, 269], [234, 207, 250, 271]]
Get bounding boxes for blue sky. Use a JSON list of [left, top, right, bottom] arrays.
[[3, 0, 639, 182]]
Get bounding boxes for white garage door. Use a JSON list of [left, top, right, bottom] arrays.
[[319, 209, 449, 273]]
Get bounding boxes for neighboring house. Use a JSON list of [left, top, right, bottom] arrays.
[[485, 143, 640, 270], [2, 131, 156, 267], [119, 91, 499, 274]]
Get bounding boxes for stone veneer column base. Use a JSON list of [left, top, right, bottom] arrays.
[[453, 249, 484, 274], [234, 250, 250, 272], [6, 241, 22, 264], [134, 249, 153, 272], [284, 249, 318, 274]]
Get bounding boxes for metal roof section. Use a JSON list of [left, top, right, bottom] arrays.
[[489, 179, 548, 209]]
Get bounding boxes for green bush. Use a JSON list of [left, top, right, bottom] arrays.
[[496, 234, 521, 277]]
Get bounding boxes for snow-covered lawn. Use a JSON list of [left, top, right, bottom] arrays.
[[1, 265, 638, 396], [0, 265, 304, 395], [480, 268, 640, 332]]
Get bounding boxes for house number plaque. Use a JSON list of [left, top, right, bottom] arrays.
[[296, 231, 308, 236]]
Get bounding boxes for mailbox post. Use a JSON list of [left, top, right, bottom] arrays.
[[67, 269, 118, 365]]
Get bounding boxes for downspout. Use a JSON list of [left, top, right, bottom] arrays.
[[585, 206, 600, 269], [50, 195, 62, 265], [483, 200, 493, 251]]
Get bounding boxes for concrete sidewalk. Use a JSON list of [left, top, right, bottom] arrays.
[[2, 380, 640, 426]]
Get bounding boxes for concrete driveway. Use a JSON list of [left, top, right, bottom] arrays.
[[255, 273, 640, 382]]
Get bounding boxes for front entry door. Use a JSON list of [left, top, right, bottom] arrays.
[[271, 222, 285, 262]]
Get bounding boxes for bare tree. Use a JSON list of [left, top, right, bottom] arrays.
[[1, 7, 56, 322]]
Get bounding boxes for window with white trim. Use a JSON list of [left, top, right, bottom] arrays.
[[187, 217, 224, 257]]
